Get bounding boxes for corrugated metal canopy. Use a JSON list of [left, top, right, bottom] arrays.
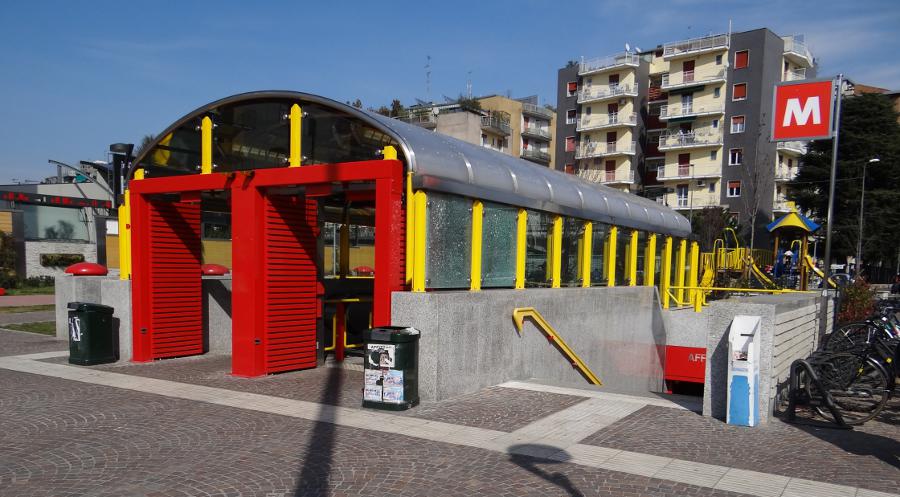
[[129, 91, 691, 237]]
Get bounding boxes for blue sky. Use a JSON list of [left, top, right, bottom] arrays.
[[1, 0, 897, 184]]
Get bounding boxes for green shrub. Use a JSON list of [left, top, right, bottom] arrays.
[[837, 277, 876, 323], [39, 253, 84, 268]]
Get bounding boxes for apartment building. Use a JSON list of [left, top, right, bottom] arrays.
[[401, 95, 556, 167], [556, 28, 816, 227]]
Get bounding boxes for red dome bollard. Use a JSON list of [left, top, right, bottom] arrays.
[[65, 262, 108, 276], [201, 264, 230, 276]]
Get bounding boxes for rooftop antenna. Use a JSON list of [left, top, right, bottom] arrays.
[[425, 55, 432, 103], [625, 43, 630, 52], [466, 70, 472, 99]]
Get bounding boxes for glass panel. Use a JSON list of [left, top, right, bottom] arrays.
[[615, 229, 628, 285], [137, 99, 399, 177], [321, 221, 340, 278], [349, 225, 375, 276], [20, 204, 90, 241], [425, 193, 472, 289], [525, 210, 552, 287], [634, 231, 646, 285], [560, 218, 584, 287], [590, 222, 609, 286], [481, 202, 517, 288]]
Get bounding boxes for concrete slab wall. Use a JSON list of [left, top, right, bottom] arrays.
[[26, 241, 97, 278], [391, 287, 666, 402]]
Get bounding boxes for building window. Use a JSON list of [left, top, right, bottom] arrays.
[[716, 54, 723, 65], [732, 83, 747, 101], [565, 136, 575, 152], [566, 109, 577, 125], [676, 184, 689, 207], [586, 106, 592, 115], [565, 163, 574, 174], [735, 50, 749, 69], [714, 87, 721, 98], [481, 134, 487, 146], [567, 81, 578, 97], [788, 158, 794, 168], [708, 181, 716, 193], [727, 181, 742, 197], [729, 148, 743, 165], [710, 150, 718, 161], [730, 115, 746, 134], [712, 119, 719, 129]]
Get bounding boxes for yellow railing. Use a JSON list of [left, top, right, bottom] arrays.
[[512, 307, 602, 385]]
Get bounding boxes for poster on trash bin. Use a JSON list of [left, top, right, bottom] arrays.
[[364, 369, 382, 386], [382, 386, 404, 403], [383, 369, 403, 387], [68, 317, 82, 342], [364, 385, 382, 402], [367, 343, 395, 368]]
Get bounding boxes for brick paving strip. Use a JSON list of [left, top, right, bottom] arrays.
[[1, 350, 895, 497]]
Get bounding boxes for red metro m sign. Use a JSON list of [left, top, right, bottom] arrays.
[[771, 79, 836, 141]]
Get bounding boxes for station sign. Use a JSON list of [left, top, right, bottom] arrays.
[[771, 79, 836, 141], [0, 190, 112, 209]]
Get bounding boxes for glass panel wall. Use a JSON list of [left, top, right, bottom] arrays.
[[425, 193, 472, 288], [590, 222, 609, 286], [615, 228, 628, 285], [524, 210, 552, 287], [560, 217, 584, 287], [481, 202, 517, 288], [634, 231, 646, 285], [20, 204, 90, 241]]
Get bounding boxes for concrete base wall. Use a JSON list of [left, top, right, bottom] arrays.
[[391, 287, 666, 402], [26, 241, 96, 279]]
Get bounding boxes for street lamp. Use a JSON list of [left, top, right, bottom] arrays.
[[856, 157, 880, 277]]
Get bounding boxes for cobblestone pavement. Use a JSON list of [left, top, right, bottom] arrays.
[[582, 405, 900, 494], [0, 311, 55, 326], [0, 369, 753, 497], [0, 330, 66, 357]]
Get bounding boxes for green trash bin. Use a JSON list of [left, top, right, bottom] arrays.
[[362, 326, 420, 410], [67, 302, 117, 365]]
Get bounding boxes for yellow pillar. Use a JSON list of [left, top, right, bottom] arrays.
[[515, 209, 527, 289], [661, 236, 673, 309], [675, 239, 687, 304], [289, 104, 303, 167], [405, 173, 414, 285], [117, 193, 130, 280], [581, 222, 593, 287], [201, 116, 212, 174], [688, 241, 700, 305], [550, 215, 562, 288], [628, 230, 639, 286], [382, 145, 397, 161], [470, 200, 483, 291], [607, 226, 618, 287], [644, 234, 657, 287], [412, 191, 427, 292]]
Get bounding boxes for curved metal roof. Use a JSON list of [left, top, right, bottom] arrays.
[[129, 91, 691, 237]]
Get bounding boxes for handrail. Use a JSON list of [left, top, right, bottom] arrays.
[[512, 307, 602, 385]]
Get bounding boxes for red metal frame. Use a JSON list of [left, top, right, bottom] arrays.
[[130, 160, 405, 376]]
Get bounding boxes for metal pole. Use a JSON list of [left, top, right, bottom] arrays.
[[855, 160, 866, 278], [820, 74, 843, 338]]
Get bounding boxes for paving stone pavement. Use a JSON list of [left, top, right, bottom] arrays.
[[581, 405, 900, 494], [0, 329, 66, 357], [0, 368, 755, 497]]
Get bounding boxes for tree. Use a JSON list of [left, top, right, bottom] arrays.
[[135, 134, 156, 157], [351, 98, 363, 109], [740, 115, 775, 251], [789, 93, 900, 268], [389, 99, 405, 117], [457, 95, 482, 113], [374, 106, 391, 116], [691, 207, 736, 252]]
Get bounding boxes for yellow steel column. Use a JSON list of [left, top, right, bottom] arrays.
[[515, 209, 527, 289], [644, 234, 657, 287], [412, 191, 427, 292], [606, 226, 618, 287], [289, 104, 303, 167], [382, 145, 397, 161], [117, 193, 130, 280], [661, 236, 673, 309], [675, 239, 687, 304], [581, 221, 592, 287], [201, 116, 213, 174], [550, 215, 562, 288], [470, 200, 483, 291], [628, 230, 639, 286], [405, 172, 414, 286], [688, 241, 700, 305]]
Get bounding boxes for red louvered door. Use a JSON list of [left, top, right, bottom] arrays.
[[147, 200, 203, 359], [262, 195, 319, 373]]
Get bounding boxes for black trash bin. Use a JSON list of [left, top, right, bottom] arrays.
[[362, 326, 420, 410], [67, 302, 117, 365]]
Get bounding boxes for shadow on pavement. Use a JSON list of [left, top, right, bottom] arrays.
[[508, 444, 583, 497], [293, 363, 344, 496]]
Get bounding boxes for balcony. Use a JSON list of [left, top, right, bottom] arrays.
[[659, 102, 725, 120], [579, 52, 640, 76], [577, 84, 638, 104], [774, 167, 796, 182], [521, 102, 554, 119], [661, 68, 726, 91], [773, 196, 794, 212], [576, 112, 637, 132], [783, 35, 814, 68], [776, 141, 806, 155], [656, 163, 721, 181], [575, 141, 636, 159], [658, 130, 723, 150], [481, 115, 511, 136], [521, 149, 551, 164], [663, 33, 730, 59], [521, 123, 552, 140], [783, 68, 807, 82], [399, 112, 437, 129], [578, 167, 635, 185]]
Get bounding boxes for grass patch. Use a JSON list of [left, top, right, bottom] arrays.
[[0, 304, 55, 314], [5, 286, 55, 296], [3, 321, 56, 336]]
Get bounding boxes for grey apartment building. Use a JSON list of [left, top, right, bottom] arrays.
[[555, 28, 815, 228]]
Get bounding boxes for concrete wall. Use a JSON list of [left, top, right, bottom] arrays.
[[391, 286, 666, 402], [701, 293, 833, 424], [26, 240, 96, 278]]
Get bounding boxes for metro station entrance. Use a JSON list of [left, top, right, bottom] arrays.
[[129, 159, 404, 377]]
